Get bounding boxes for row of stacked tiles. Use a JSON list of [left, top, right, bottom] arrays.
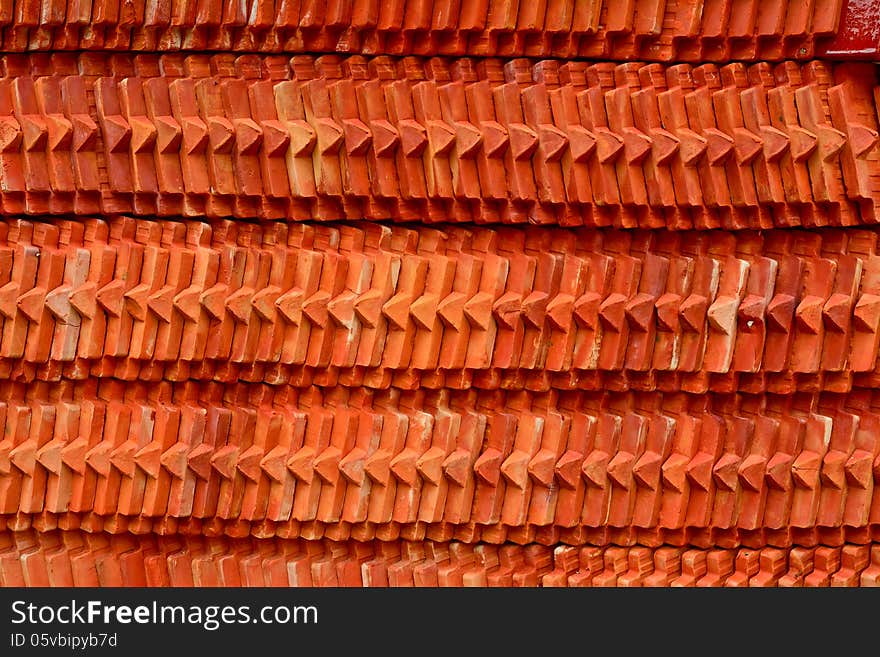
[[2, 383, 880, 538], [1, 531, 878, 587], [0, 0, 851, 60], [6, 509, 879, 548], [0, 217, 879, 389], [0, 55, 873, 227]]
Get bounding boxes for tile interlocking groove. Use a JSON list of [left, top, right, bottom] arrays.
[[0, 0, 854, 61]]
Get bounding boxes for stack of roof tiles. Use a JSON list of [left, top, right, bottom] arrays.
[[2, 0, 880, 587]]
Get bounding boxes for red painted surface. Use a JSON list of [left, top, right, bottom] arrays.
[[819, 0, 880, 59]]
